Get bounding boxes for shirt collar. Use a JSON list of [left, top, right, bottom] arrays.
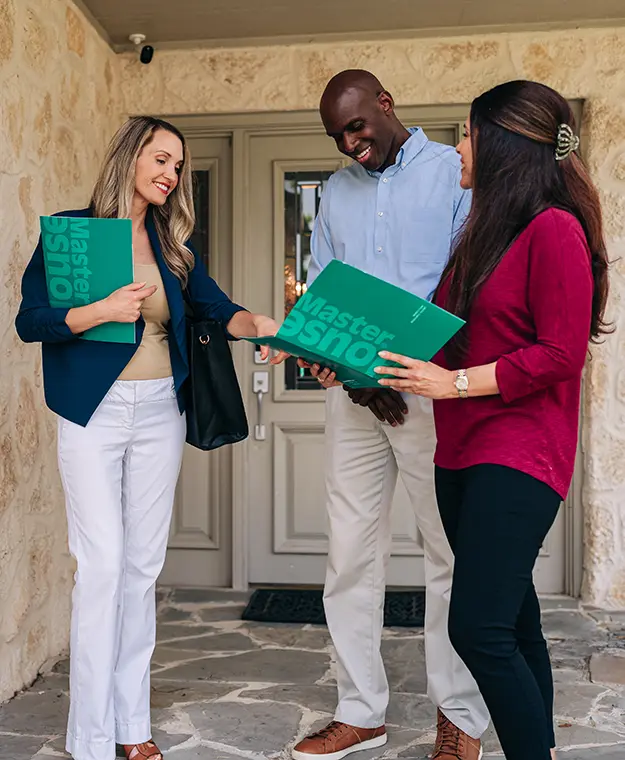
[[367, 127, 428, 178]]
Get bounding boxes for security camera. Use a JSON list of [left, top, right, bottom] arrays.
[[140, 46, 154, 64], [128, 33, 154, 65]]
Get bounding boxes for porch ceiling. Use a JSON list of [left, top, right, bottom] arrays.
[[76, 0, 625, 50]]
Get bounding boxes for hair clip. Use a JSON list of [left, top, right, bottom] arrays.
[[555, 124, 579, 161]]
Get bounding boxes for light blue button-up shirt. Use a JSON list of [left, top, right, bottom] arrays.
[[308, 128, 471, 300]]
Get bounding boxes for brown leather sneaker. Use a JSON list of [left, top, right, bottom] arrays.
[[432, 709, 482, 760], [292, 721, 387, 760]]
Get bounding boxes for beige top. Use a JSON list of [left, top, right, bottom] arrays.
[[118, 263, 173, 381]]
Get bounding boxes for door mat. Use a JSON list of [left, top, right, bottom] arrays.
[[242, 588, 425, 627]]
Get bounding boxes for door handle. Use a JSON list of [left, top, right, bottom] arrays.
[[253, 371, 269, 441]]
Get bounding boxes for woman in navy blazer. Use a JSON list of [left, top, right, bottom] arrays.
[[16, 117, 278, 760]]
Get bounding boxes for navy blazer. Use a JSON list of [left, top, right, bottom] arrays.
[[16, 207, 245, 426]]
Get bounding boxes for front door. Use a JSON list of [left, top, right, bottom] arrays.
[[161, 134, 235, 587], [168, 106, 571, 594], [240, 113, 567, 593]]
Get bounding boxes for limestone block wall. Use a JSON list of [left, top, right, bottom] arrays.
[[0, 0, 121, 701], [119, 28, 625, 608], [2, 1, 625, 704]]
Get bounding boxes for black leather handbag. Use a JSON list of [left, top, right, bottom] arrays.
[[184, 311, 249, 451]]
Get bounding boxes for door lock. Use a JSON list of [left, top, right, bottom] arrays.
[[254, 344, 269, 365]]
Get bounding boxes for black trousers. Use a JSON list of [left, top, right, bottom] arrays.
[[435, 464, 562, 760]]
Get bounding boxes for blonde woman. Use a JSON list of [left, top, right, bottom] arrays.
[[16, 117, 278, 760]]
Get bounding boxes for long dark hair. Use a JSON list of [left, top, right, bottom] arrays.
[[435, 80, 611, 363]]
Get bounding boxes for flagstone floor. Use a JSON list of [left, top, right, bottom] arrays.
[[1, 589, 624, 760]]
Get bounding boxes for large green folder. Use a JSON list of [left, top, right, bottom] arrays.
[[244, 260, 465, 388], [40, 216, 135, 344]]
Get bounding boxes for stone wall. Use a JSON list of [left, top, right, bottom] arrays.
[[0, 0, 120, 701], [2, 3, 625, 703], [118, 29, 625, 608]]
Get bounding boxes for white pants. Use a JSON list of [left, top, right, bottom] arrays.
[[323, 388, 489, 739], [57, 378, 186, 760]]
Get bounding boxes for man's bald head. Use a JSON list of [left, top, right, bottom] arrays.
[[319, 69, 406, 172], [320, 69, 386, 113]]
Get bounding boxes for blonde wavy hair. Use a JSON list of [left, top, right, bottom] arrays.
[[90, 116, 195, 284]]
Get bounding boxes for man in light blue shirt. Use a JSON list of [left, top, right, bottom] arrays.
[[291, 71, 488, 760], [308, 124, 470, 301]]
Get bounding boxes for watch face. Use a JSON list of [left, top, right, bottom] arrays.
[[456, 375, 469, 391]]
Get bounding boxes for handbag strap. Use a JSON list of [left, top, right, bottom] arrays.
[[183, 290, 226, 333], [183, 287, 196, 320]]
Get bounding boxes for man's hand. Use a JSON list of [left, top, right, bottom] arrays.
[[304, 359, 341, 388], [345, 387, 408, 426]]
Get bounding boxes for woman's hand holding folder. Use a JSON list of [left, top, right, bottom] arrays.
[[65, 282, 157, 334]]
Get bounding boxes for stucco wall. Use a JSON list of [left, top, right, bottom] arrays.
[[0, 0, 120, 701], [118, 29, 625, 608]]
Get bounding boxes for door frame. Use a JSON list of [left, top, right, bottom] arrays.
[[167, 104, 586, 596]]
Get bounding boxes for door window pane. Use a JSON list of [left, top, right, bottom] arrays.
[[284, 171, 332, 391], [191, 170, 210, 271]]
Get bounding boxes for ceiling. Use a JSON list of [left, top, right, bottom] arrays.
[[75, 0, 625, 50]]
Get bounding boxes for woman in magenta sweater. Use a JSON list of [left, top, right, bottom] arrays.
[[375, 81, 611, 759]]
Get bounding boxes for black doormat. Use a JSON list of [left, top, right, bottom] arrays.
[[242, 588, 425, 627]]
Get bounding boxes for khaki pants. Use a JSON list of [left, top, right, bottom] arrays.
[[323, 387, 489, 739]]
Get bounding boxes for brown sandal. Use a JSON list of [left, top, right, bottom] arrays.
[[119, 741, 162, 760]]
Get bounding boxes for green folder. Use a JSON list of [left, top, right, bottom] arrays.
[[40, 216, 135, 344], [244, 260, 465, 388]]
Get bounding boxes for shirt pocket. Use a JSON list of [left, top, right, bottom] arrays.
[[400, 207, 452, 263]]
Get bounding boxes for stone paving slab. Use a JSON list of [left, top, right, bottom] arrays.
[[0, 733, 49, 760], [155, 624, 226, 642], [193, 700, 304, 752], [150, 680, 235, 709], [152, 648, 330, 685], [196, 606, 249, 623], [1, 590, 624, 760], [244, 623, 333, 651], [28, 674, 69, 694], [0, 690, 69, 736], [591, 650, 625, 685], [381, 638, 428, 695], [157, 608, 199, 624], [155, 631, 261, 655], [544, 610, 611, 642]]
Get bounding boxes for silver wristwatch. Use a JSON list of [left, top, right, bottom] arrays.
[[454, 369, 469, 399]]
